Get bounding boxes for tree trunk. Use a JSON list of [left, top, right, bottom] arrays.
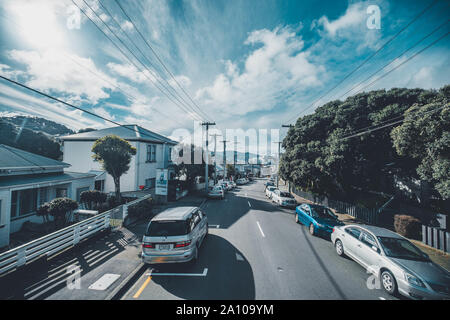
[[114, 176, 121, 204]]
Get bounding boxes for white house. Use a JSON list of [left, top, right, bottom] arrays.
[[0, 144, 95, 249], [60, 125, 178, 195]]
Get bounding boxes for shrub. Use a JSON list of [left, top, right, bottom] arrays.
[[80, 190, 107, 210], [394, 214, 422, 239], [48, 197, 79, 227], [127, 198, 153, 219]]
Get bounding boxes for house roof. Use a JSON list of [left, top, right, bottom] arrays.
[[60, 125, 178, 145], [0, 144, 70, 170], [0, 171, 95, 189]]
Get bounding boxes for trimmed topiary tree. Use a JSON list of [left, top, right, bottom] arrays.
[[48, 197, 79, 228]]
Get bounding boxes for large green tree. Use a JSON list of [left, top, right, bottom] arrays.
[[391, 88, 449, 199], [92, 135, 137, 202], [280, 86, 449, 205]]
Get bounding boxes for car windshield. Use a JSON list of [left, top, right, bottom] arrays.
[[212, 187, 222, 191], [268, 187, 276, 191], [280, 192, 292, 198], [309, 206, 337, 220], [377, 237, 430, 261], [146, 220, 189, 237]]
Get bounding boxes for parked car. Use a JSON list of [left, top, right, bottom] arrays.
[[295, 203, 344, 235], [272, 190, 297, 208], [208, 185, 225, 199], [265, 186, 277, 199], [220, 182, 230, 192], [141, 206, 208, 264], [236, 178, 247, 185], [230, 181, 237, 188], [331, 224, 450, 299], [222, 181, 232, 191]]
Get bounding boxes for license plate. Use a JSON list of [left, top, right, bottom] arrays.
[[158, 244, 171, 250]]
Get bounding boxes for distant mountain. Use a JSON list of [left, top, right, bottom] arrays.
[[0, 115, 75, 136]]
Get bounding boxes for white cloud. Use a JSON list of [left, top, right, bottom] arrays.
[[195, 26, 324, 116], [7, 49, 118, 105], [121, 20, 133, 30], [0, 82, 104, 130], [315, 3, 366, 37]]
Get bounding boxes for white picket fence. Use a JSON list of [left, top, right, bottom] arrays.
[[0, 210, 111, 276]]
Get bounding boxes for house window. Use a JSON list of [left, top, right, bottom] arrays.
[[95, 180, 105, 192], [145, 178, 156, 189], [10, 188, 38, 218], [56, 188, 68, 198], [147, 144, 156, 162], [168, 146, 173, 162], [39, 187, 49, 206], [76, 187, 90, 202]]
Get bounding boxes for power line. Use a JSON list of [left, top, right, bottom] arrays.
[[0, 74, 180, 143], [283, 0, 440, 124], [96, 0, 210, 123], [113, 0, 213, 122], [79, 0, 205, 122], [335, 20, 449, 101], [0, 8, 187, 129], [72, 0, 204, 122]]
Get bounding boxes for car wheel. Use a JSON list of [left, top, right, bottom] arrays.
[[309, 223, 315, 236], [335, 240, 344, 257], [381, 270, 397, 295], [295, 214, 299, 224]]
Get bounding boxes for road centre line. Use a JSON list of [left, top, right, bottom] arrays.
[[256, 221, 265, 238], [133, 276, 151, 299], [146, 268, 208, 277], [248, 201, 251, 207]]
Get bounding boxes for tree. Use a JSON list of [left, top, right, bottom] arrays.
[[80, 190, 107, 210], [391, 88, 449, 199], [91, 135, 137, 203], [280, 86, 448, 205], [226, 164, 236, 179], [172, 143, 214, 190], [48, 198, 79, 228]]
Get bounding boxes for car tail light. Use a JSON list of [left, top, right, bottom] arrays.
[[143, 243, 154, 248], [332, 228, 335, 233], [175, 240, 192, 248]]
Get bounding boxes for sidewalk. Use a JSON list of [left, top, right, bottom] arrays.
[[0, 192, 207, 300]]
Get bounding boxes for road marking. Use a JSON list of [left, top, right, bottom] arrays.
[[248, 201, 251, 207], [236, 253, 244, 261], [379, 297, 386, 300], [133, 276, 151, 299], [256, 221, 265, 237], [209, 224, 220, 228], [89, 273, 121, 291], [146, 268, 208, 277]]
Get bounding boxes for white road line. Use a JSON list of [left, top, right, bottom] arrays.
[[146, 268, 208, 277], [256, 221, 265, 238], [248, 201, 251, 207], [379, 297, 386, 300], [209, 224, 220, 228]]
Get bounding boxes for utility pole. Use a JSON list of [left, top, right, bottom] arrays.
[[220, 140, 229, 179], [202, 122, 215, 193], [233, 139, 240, 176], [210, 133, 221, 184], [273, 141, 282, 188]]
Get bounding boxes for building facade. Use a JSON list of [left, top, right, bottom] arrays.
[[60, 125, 178, 195], [0, 144, 95, 249]]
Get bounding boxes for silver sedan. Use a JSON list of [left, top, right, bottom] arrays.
[[331, 224, 450, 300]]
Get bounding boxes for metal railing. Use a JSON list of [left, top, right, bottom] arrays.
[[292, 187, 379, 225], [0, 210, 111, 276]]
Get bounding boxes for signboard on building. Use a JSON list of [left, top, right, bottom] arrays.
[[155, 169, 168, 195]]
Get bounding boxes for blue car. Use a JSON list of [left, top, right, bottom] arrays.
[[295, 203, 344, 236]]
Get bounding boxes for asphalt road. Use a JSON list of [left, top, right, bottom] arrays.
[[122, 179, 397, 300]]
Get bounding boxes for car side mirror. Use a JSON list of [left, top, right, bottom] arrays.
[[371, 246, 379, 253]]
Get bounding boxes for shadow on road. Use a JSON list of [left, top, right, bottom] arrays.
[[149, 234, 255, 300], [0, 229, 134, 300]]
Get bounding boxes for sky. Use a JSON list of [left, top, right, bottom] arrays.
[[0, 0, 449, 157]]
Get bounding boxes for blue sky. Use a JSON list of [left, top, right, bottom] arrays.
[[0, 0, 449, 154]]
